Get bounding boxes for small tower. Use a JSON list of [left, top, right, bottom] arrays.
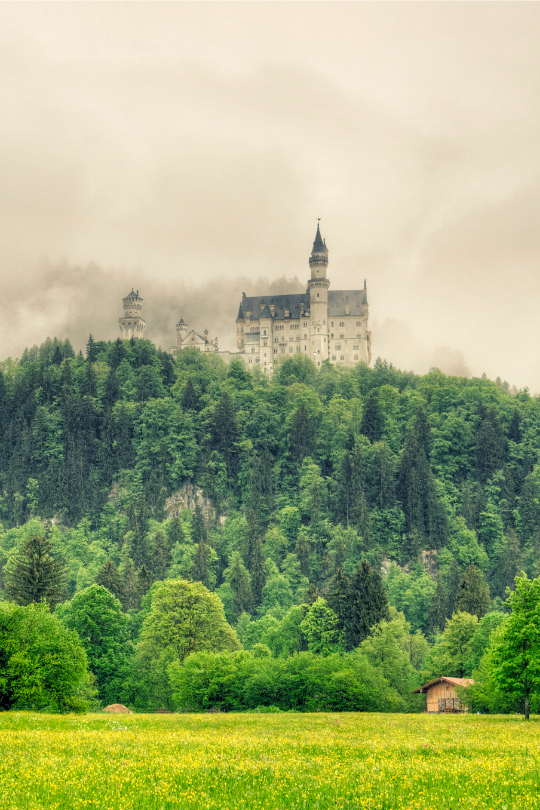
[[307, 223, 330, 367], [119, 289, 146, 340], [176, 317, 188, 351]]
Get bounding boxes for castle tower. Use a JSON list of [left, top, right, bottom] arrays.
[[307, 223, 330, 367], [119, 289, 146, 340], [176, 317, 188, 351]]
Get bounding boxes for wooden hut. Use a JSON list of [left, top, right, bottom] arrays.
[[413, 677, 474, 713]]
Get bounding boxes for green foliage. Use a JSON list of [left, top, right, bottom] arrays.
[[0, 600, 88, 711], [4, 534, 68, 609], [56, 584, 132, 706], [491, 573, 540, 718], [133, 579, 240, 710]]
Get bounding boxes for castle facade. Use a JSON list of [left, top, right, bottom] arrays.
[[235, 225, 371, 374]]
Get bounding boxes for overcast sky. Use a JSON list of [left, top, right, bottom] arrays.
[[1, 3, 539, 391]]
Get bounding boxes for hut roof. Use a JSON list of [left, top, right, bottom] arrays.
[[413, 677, 474, 694]]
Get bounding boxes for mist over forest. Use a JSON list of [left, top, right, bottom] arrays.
[[1, 258, 476, 383]]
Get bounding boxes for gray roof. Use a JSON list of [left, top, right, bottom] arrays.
[[237, 292, 311, 321], [124, 289, 141, 300], [236, 286, 368, 321], [328, 290, 366, 316], [311, 224, 328, 255]]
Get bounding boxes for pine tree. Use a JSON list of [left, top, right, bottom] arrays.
[[5, 535, 68, 609], [360, 389, 383, 443], [167, 515, 184, 547], [294, 533, 311, 578], [191, 502, 207, 546], [110, 337, 127, 370], [507, 408, 522, 443], [455, 564, 491, 618], [427, 574, 448, 634], [289, 403, 317, 465], [475, 409, 507, 484], [122, 560, 140, 611], [368, 441, 395, 510], [95, 560, 124, 603], [80, 361, 97, 398], [152, 530, 172, 581], [210, 391, 239, 479], [250, 537, 267, 607], [103, 368, 121, 411], [345, 561, 389, 650], [137, 564, 153, 599], [181, 378, 200, 412], [327, 567, 351, 636], [229, 554, 253, 619], [86, 334, 98, 363], [191, 540, 211, 588]]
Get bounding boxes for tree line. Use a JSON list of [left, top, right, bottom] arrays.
[[1, 337, 540, 713]]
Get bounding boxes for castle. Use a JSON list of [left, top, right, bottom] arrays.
[[120, 226, 371, 374], [118, 289, 146, 339], [235, 225, 371, 373]]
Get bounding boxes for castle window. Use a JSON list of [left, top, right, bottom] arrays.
[[248, 359, 252, 364], [255, 358, 260, 363], [263, 329, 267, 335], [339, 321, 345, 327], [356, 321, 361, 326], [356, 333, 362, 339], [336, 344, 341, 350], [303, 322, 308, 327], [340, 333, 344, 339], [317, 293, 319, 298], [304, 346, 307, 351], [304, 334, 307, 339], [289, 348, 293, 353], [251, 347, 255, 353], [331, 333, 334, 338], [296, 347, 301, 352], [340, 355, 345, 361], [289, 337, 293, 342], [331, 355, 336, 361], [273, 349, 277, 354], [331, 321, 334, 327], [353, 344, 359, 350], [274, 338, 278, 343], [354, 355, 358, 361]]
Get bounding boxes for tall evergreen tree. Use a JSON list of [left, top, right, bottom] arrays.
[[152, 530, 172, 581], [345, 561, 389, 650], [191, 502, 207, 546], [455, 564, 491, 618], [229, 554, 253, 619], [360, 389, 383, 443], [181, 378, 200, 412], [192, 540, 211, 588], [289, 404, 317, 465], [86, 334, 98, 363], [5, 535, 68, 609], [95, 560, 124, 603], [250, 537, 267, 608]]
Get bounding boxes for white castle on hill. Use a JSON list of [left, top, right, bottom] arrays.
[[235, 225, 371, 373], [120, 226, 371, 374]]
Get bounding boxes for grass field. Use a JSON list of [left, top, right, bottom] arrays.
[[1, 712, 538, 810]]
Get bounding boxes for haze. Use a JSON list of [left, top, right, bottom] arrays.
[[1, 3, 539, 391]]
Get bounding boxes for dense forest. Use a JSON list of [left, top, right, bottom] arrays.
[[1, 336, 539, 713]]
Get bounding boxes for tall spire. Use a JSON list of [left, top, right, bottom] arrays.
[[311, 222, 328, 256]]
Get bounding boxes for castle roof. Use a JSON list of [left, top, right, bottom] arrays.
[[236, 292, 311, 322], [124, 289, 142, 300], [311, 223, 328, 255], [176, 317, 186, 327], [236, 286, 369, 322], [328, 290, 367, 316]]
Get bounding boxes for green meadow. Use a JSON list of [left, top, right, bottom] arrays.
[[1, 712, 538, 810]]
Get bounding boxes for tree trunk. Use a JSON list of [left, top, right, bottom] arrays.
[[524, 695, 530, 720]]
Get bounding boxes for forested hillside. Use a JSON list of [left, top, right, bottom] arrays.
[[1, 336, 539, 711]]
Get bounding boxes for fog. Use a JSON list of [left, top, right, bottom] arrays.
[[1, 3, 539, 390]]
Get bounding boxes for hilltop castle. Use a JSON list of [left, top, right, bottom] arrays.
[[235, 225, 371, 373], [118, 289, 146, 340], [120, 226, 371, 374]]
